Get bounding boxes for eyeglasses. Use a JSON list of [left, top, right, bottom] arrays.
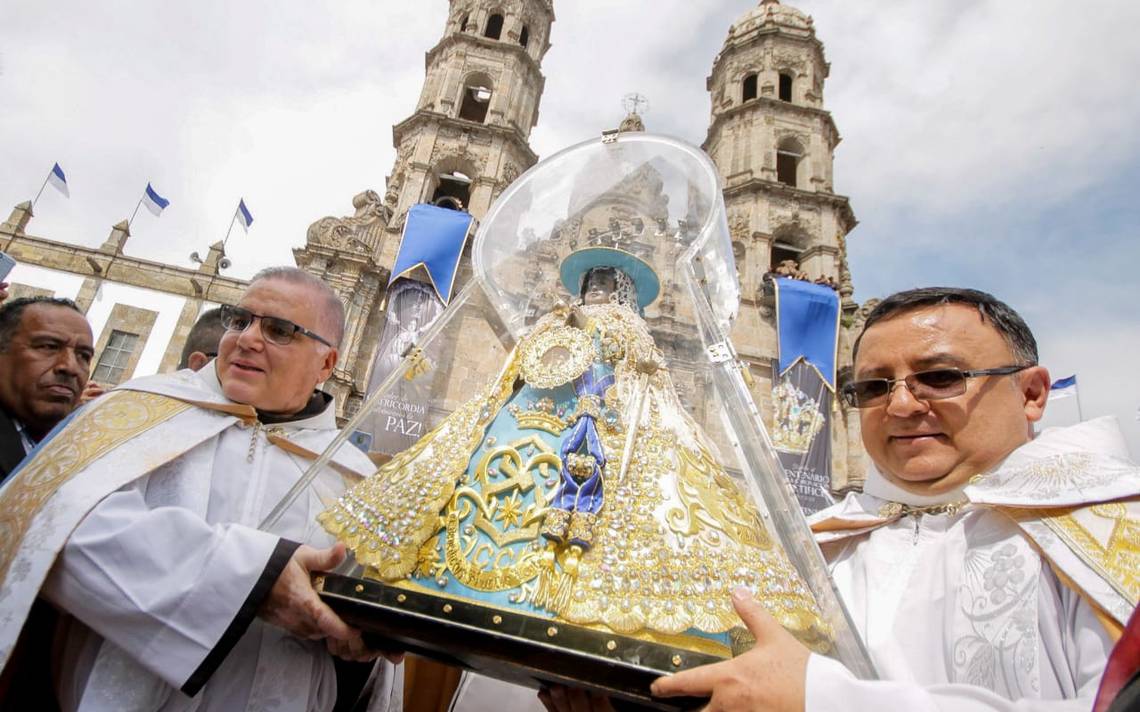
[[841, 365, 1033, 409], [219, 305, 334, 348]]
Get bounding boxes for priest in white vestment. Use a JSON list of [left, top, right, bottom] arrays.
[[642, 287, 1138, 712], [0, 267, 401, 712]]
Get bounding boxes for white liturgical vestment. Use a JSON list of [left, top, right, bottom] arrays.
[[0, 365, 400, 712], [805, 417, 1140, 711]]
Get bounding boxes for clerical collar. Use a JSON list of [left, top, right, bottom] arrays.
[[862, 462, 968, 508], [257, 390, 332, 425]]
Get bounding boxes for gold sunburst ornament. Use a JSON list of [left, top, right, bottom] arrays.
[[519, 325, 596, 389]]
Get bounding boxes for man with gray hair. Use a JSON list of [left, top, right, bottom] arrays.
[[0, 267, 402, 711]]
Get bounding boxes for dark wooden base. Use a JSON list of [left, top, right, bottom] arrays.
[[316, 573, 718, 711]]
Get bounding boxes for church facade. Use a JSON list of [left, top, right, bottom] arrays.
[[0, 0, 871, 494]]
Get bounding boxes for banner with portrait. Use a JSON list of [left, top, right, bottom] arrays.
[[772, 278, 840, 514], [358, 279, 444, 458]]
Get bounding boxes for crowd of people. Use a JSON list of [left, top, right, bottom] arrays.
[[0, 271, 1135, 712]]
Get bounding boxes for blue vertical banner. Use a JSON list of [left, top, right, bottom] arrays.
[[772, 278, 841, 514], [390, 203, 474, 305]]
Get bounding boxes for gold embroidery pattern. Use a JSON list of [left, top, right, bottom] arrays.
[[667, 446, 772, 551], [319, 349, 523, 579], [1034, 503, 1140, 605], [558, 415, 830, 650], [0, 391, 191, 585]]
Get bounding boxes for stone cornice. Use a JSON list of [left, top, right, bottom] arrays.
[[703, 97, 841, 151], [425, 33, 546, 87], [721, 178, 857, 232], [707, 27, 829, 89], [392, 112, 538, 165], [0, 230, 248, 303]]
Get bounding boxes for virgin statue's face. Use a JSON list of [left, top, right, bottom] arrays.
[[582, 269, 617, 306]]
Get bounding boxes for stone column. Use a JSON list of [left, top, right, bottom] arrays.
[[157, 297, 205, 372], [1, 202, 34, 246], [157, 240, 228, 371]]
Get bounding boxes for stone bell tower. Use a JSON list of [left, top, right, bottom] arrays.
[[384, 0, 554, 220], [703, 0, 865, 492], [296, 0, 554, 418]]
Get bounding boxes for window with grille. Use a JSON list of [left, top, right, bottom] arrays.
[[93, 330, 139, 385]]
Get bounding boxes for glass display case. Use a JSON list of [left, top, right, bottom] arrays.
[[265, 132, 874, 709]]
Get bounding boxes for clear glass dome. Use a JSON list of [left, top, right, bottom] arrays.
[[275, 131, 875, 686]]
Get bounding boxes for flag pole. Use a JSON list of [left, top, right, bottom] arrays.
[[128, 196, 145, 229], [221, 209, 238, 248], [1075, 382, 1085, 422], [31, 171, 52, 210]]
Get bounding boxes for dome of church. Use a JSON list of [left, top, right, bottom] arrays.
[[727, 0, 813, 39]]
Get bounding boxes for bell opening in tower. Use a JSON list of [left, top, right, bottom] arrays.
[[742, 73, 759, 102], [432, 171, 471, 212], [776, 137, 804, 187], [459, 80, 493, 123], [770, 241, 803, 273], [484, 13, 504, 40], [520, 25, 530, 48], [779, 72, 794, 102]]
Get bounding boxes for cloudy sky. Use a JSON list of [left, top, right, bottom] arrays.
[[3, 0, 1138, 453]]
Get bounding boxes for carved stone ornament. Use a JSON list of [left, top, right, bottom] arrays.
[[850, 298, 881, 335], [306, 190, 390, 256], [728, 212, 750, 241]]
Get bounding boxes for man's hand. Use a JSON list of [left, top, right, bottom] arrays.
[[326, 634, 405, 665], [651, 587, 811, 712], [259, 543, 404, 664], [0, 282, 9, 303]]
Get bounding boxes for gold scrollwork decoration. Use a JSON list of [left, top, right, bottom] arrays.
[[440, 436, 560, 592], [666, 446, 772, 551]]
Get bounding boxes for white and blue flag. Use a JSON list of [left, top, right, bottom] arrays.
[[47, 163, 70, 198], [236, 199, 254, 232], [142, 183, 170, 216], [1048, 374, 1077, 401]]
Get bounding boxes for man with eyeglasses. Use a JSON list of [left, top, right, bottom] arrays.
[[649, 287, 1137, 712], [0, 267, 403, 711]]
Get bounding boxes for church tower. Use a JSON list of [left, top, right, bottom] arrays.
[[385, 0, 554, 220], [296, 0, 554, 417], [704, 0, 864, 492]]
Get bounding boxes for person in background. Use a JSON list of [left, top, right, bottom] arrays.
[[0, 296, 93, 485], [177, 306, 225, 372]]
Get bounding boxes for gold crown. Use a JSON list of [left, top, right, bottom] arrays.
[[771, 380, 825, 454], [508, 397, 569, 435]]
